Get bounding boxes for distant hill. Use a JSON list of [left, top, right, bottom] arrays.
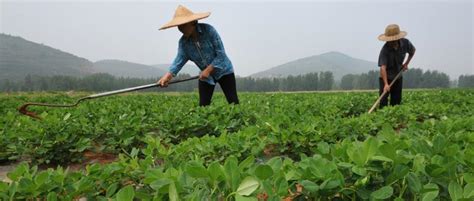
[[151, 64, 200, 76], [0, 33, 169, 81], [1, 33, 379, 83], [0, 33, 94, 81], [251, 51, 378, 80], [93, 60, 166, 78]]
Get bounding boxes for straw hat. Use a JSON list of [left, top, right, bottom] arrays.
[[159, 5, 211, 30], [378, 24, 407, 41]]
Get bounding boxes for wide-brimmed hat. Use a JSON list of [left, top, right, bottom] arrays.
[[159, 5, 210, 30], [378, 24, 407, 41]]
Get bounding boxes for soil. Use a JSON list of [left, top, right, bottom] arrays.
[[0, 150, 118, 183]]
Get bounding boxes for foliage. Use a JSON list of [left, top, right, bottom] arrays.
[[0, 89, 473, 200], [341, 69, 451, 90]]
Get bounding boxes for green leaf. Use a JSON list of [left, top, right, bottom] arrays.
[[236, 176, 260, 196], [300, 180, 319, 193], [267, 157, 283, 174], [406, 172, 422, 193], [185, 161, 208, 178], [9, 182, 17, 200], [143, 168, 163, 184], [34, 171, 49, 186], [317, 142, 330, 154], [449, 181, 463, 201], [169, 182, 178, 201], [337, 162, 353, 168], [464, 173, 474, 183], [347, 137, 378, 166], [371, 186, 393, 200], [106, 182, 119, 198], [150, 178, 172, 190], [261, 180, 274, 198], [63, 113, 71, 121], [275, 176, 289, 195], [432, 134, 446, 154], [352, 165, 367, 176], [386, 164, 409, 184], [130, 148, 139, 158], [371, 155, 393, 163], [47, 192, 57, 201], [356, 187, 371, 200], [362, 137, 378, 163], [18, 178, 35, 193], [135, 188, 153, 200], [7, 163, 28, 181], [116, 185, 135, 201], [412, 154, 426, 173], [355, 176, 369, 187], [320, 178, 341, 190], [464, 183, 474, 198], [208, 161, 224, 182], [0, 182, 8, 192], [255, 165, 273, 180], [239, 156, 255, 171], [347, 143, 365, 166], [378, 124, 397, 142], [235, 194, 258, 201], [225, 156, 240, 191], [421, 183, 439, 201]]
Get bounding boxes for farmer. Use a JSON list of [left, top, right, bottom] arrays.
[[157, 5, 239, 106], [377, 24, 416, 108]]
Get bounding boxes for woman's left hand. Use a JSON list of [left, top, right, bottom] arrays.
[[200, 65, 214, 80]]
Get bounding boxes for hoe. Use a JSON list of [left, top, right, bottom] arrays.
[[19, 76, 199, 119], [368, 70, 403, 114]]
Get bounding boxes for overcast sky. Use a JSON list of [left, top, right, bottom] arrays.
[[1, 0, 473, 78]]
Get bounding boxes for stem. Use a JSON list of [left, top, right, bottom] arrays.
[[399, 178, 407, 199], [225, 192, 236, 201]]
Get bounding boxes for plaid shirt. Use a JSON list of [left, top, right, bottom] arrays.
[[168, 23, 234, 85]]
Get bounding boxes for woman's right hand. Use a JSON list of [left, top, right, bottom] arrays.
[[157, 72, 173, 88]]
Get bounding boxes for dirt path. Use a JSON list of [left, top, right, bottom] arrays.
[[0, 162, 19, 182], [0, 151, 117, 183]]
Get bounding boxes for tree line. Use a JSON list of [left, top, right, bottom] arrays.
[[340, 68, 455, 90], [0, 72, 335, 92], [0, 69, 472, 92], [458, 74, 474, 88], [236, 72, 334, 91], [0, 73, 195, 92]]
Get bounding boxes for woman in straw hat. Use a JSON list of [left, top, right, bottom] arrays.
[[157, 5, 239, 106], [377, 24, 416, 109]]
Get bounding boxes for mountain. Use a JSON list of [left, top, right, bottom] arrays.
[[251, 51, 378, 80], [151, 64, 200, 76], [0, 33, 94, 81], [93, 60, 166, 78], [1, 33, 378, 83]]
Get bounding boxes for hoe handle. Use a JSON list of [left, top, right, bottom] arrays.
[[368, 70, 403, 114], [88, 76, 199, 99]]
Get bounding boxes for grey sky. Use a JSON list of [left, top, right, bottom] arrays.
[[1, 0, 473, 78]]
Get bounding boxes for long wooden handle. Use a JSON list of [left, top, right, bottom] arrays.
[[87, 76, 199, 99], [368, 70, 403, 114]]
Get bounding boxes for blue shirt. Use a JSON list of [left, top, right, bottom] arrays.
[[378, 38, 416, 80], [168, 23, 234, 85]]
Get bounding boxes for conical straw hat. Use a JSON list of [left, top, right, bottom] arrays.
[[159, 5, 210, 30], [378, 24, 407, 41]]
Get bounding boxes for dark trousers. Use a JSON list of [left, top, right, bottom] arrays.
[[379, 77, 403, 109], [199, 73, 239, 106]]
